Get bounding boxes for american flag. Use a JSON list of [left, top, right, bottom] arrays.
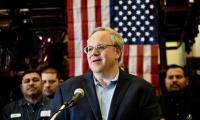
[[67, 0, 159, 94]]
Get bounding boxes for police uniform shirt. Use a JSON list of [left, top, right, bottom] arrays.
[[0, 96, 51, 120], [159, 90, 200, 120]]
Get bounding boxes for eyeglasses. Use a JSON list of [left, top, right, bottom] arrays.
[[84, 44, 116, 54]]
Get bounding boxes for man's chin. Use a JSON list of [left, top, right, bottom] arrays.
[[170, 88, 181, 92]]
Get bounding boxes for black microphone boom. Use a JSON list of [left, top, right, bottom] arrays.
[[50, 88, 84, 120], [68, 88, 85, 106]]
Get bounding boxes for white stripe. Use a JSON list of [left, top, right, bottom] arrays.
[[101, 0, 110, 27], [73, 0, 83, 75], [143, 45, 151, 56], [143, 73, 151, 83], [75, 57, 84, 76], [88, 0, 96, 36], [128, 45, 137, 75], [143, 45, 151, 82], [143, 45, 151, 73]]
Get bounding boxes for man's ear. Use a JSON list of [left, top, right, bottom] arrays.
[[115, 48, 121, 60], [186, 78, 189, 86]]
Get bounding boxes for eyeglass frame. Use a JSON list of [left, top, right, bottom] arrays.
[[84, 44, 116, 54]]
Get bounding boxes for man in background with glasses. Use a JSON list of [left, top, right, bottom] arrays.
[[50, 27, 162, 120]]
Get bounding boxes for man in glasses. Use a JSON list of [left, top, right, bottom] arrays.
[[51, 27, 162, 120]]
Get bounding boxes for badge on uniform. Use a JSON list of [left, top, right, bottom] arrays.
[[40, 110, 51, 117], [10, 113, 21, 118]]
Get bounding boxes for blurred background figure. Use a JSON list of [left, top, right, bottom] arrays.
[[0, 69, 51, 120], [159, 64, 200, 120], [41, 67, 63, 99]]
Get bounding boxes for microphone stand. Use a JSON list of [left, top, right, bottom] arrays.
[[49, 101, 74, 120]]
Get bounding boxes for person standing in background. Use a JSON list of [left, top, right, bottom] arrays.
[[0, 69, 51, 120], [159, 64, 200, 120], [41, 67, 63, 99]]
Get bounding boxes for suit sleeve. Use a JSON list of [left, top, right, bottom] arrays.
[[50, 85, 67, 120], [139, 84, 162, 120]]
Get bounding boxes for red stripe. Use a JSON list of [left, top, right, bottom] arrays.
[[151, 45, 159, 95], [81, 0, 89, 74], [67, 0, 75, 77], [68, 58, 75, 77], [151, 45, 158, 73], [137, 45, 143, 77], [95, 0, 102, 27], [123, 45, 130, 71]]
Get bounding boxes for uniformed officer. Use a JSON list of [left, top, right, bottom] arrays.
[[0, 69, 51, 120], [159, 64, 200, 120]]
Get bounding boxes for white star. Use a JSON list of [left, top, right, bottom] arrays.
[[123, 27, 128, 32], [149, 37, 154, 42], [136, 10, 141, 15], [119, 22, 123, 26], [140, 26, 145, 31], [141, 37, 145, 42], [123, 5, 128, 10], [119, 0, 123, 5], [132, 37, 136, 42], [132, 16, 136, 20], [145, 21, 150, 25], [132, 5, 137, 10], [149, 26, 154, 31], [136, 32, 141, 36], [127, 21, 132, 26], [128, 32, 132, 37], [119, 32, 123, 37], [145, 32, 150, 36], [145, 0, 150, 3], [141, 15, 145, 20], [145, 10, 150, 14], [114, 17, 119, 21], [141, 4, 145, 9], [123, 16, 128, 21], [150, 15, 154, 20], [114, 6, 119, 11], [124, 38, 128, 43], [114, 27, 119, 31], [127, 11, 132, 15], [136, 21, 141, 26], [150, 4, 154, 9], [119, 11, 123, 16], [132, 26, 136, 31], [128, 0, 132, 4], [136, 0, 141, 4]]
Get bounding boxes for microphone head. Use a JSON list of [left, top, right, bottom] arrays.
[[74, 88, 84, 97]]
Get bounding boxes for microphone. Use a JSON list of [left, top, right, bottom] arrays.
[[67, 88, 85, 106], [50, 88, 84, 120]]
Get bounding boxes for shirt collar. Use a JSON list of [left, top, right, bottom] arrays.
[[94, 70, 119, 88], [19, 96, 46, 106]]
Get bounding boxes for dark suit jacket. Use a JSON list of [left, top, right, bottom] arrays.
[[50, 70, 162, 120]]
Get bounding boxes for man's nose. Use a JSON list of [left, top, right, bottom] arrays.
[[45, 82, 50, 86], [91, 47, 100, 55], [172, 77, 178, 82], [29, 80, 35, 85]]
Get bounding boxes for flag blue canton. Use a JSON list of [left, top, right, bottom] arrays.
[[110, 0, 158, 44]]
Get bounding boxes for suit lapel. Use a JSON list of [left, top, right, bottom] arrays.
[[107, 70, 131, 120], [83, 71, 102, 120]]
